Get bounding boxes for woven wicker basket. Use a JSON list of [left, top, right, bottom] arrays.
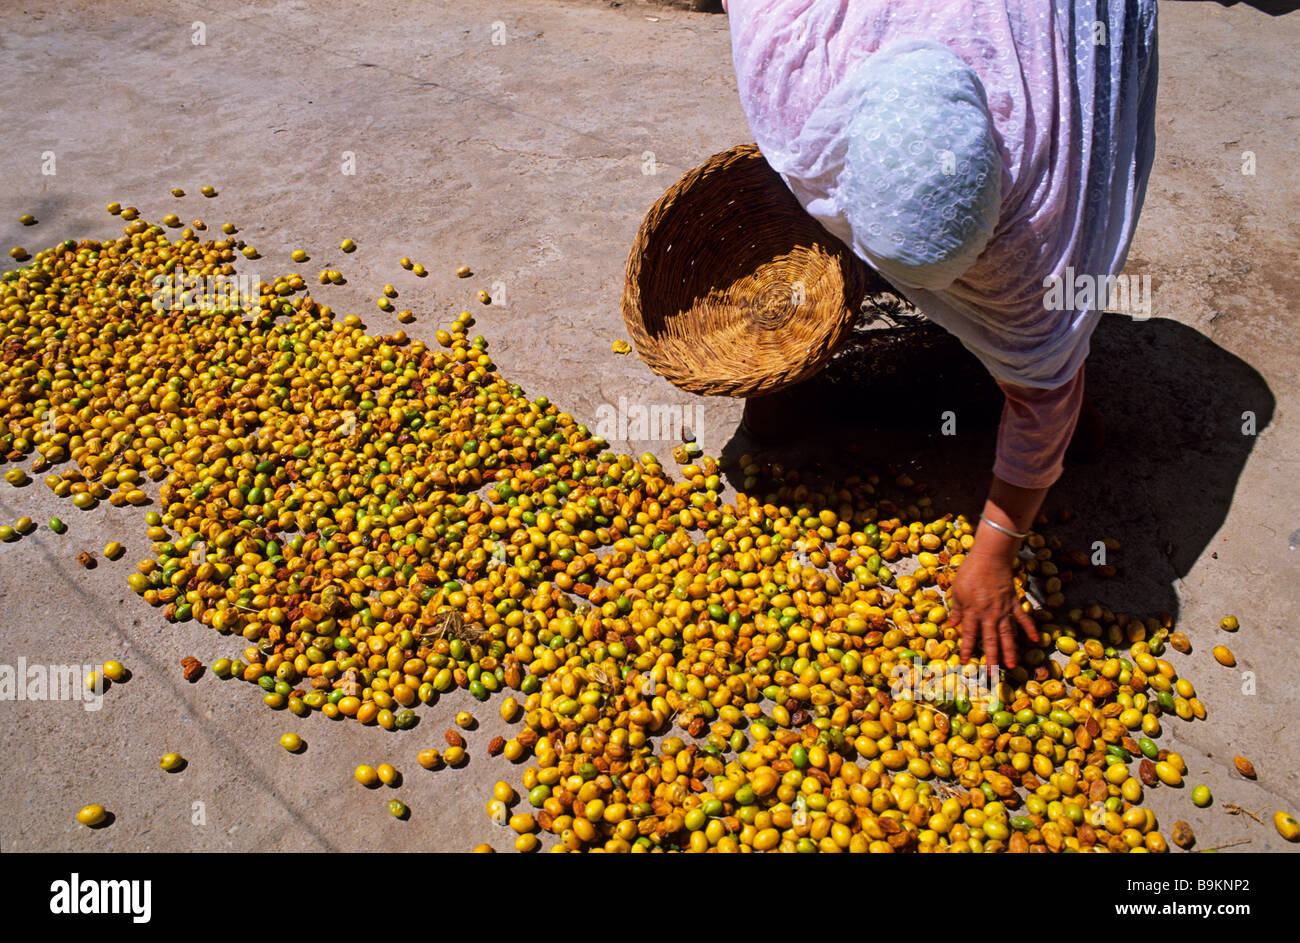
[[622, 143, 889, 398]]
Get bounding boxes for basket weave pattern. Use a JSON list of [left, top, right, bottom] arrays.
[[622, 144, 883, 397]]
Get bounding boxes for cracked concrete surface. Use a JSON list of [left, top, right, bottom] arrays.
[[0, 0, 1297, 853]]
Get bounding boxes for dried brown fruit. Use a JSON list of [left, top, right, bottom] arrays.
[[1139, 759, 1158, 787], [77, 551, 95, 569], [1171, 821, 1195, 849], [1169, 631, 1191, 653], [444, 729, 465, 749], [487, 736, 505, 756], [1234, 756, 1257, 779], [1043, 825, 1063, 852], [180, 656, 203, 682]]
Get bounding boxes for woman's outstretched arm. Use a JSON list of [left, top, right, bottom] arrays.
[[945, 366, 1086, 668]]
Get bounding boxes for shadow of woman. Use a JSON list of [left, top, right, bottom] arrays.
[[1199, 0, 1300, 15], [718, 311, 1275, 627]]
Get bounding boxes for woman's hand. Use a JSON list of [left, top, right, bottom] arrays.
[[944, 476, 1048, 670], [945, 548, 1039, 670]]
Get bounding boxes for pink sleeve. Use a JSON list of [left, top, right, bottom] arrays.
[[993, 365, 1085, 490]]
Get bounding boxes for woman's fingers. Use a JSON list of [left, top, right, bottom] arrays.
[[944, 602, 962, 629], [1013, 602, 1040, 644], [981, 616, 1001, 671], [947, 594, 975, 662], [947, 580, 1041, 669], [997, 615, 1018, 670], [958, 609, 977, 664]]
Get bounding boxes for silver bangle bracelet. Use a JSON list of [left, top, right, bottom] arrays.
[[980, 515, 1028, 540]]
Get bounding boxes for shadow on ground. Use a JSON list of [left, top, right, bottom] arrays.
[[1200, 0, 1300, 16], [718, 312, 1274, 625]]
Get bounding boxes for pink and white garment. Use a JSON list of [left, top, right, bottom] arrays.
[[724, 0, 1158, 488]]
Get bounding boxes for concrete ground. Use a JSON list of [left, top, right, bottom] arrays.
[[0, 0, 1296, 853]]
